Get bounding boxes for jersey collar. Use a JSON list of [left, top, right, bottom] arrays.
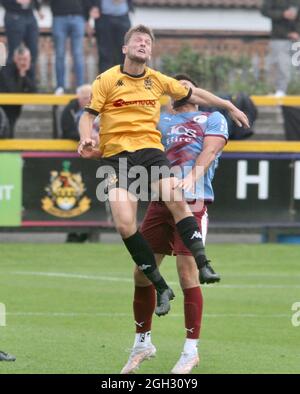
[[120, 65, 147, 78]]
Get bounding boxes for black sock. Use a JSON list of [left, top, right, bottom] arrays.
[[123, 231, 168, 293], [176, 216, 207, 269]]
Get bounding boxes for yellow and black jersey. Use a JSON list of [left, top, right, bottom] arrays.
[[85, 65, 191, 157]]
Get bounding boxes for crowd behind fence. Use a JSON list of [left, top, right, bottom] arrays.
[[1, 1, 300, 141]]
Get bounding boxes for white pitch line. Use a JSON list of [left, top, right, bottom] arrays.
[[12, 271, 133, 283], [11, 271, 178, 286], [222, 273, 300, 278], [209, 284, 300, 289], [6, 312, 290, 319], [10, 271, 300, 288]]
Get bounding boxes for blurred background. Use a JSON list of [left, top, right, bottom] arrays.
[[0, 0, 300, 244]]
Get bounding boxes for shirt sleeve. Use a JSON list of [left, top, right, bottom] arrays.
[[85, 74, 108, 116], [205, 111, 229, 141], [157, 72, 192, 101]]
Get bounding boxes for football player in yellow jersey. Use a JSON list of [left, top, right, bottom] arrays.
[[79, 25, 249, 317]]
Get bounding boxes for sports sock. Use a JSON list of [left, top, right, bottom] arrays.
[[183, 339, 199, 355], [123, 231, 168, 292], [184, 287, 203, 340], [176, 216, 207, 269], [134, 332, 152, 348], [133, 285, 156, 334]]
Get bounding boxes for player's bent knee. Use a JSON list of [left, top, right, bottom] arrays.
[[116, 223, 137, 238], [180, 278, 200, 289], [179, 271, 199, 289]]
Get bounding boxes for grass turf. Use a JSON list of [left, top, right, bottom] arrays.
[[0, 243, 300, 374]]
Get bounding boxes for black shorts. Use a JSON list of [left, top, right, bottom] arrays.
[[97, 148, 172, 196]]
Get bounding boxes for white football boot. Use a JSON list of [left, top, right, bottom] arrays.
[[171, 351, 199, 374], [120, 344, 156, 374]]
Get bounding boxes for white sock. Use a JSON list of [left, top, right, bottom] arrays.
[[183, 338, 199, 354], [134, 331, 152, 347]]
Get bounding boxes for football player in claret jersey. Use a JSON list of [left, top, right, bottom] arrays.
[[121, 75, 228, 375], [79, 24, 249, 318]]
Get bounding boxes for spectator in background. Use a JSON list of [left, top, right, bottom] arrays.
[[0, 45, 36, 138], [0, 107, 10, 139], [89, 0, 133, 72], [61, 84, 98, 243], [61, 84, 99, 144], [200, 93, 257, 140], [49, 0, 93, 94], [2, 0, 43, 82], [262, 0, 300, 97]]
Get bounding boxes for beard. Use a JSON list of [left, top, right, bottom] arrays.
[[127, 52, 148, 64]]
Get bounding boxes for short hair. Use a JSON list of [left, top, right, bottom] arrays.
[[173, 74, 198, 110], [174, 74, 198, 88], [124, 25, 155, 45], [13, 44, 30, 57], [76, 84, 92, 96]]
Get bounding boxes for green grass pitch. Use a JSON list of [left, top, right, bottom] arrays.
[[0, 243, 300, 374]]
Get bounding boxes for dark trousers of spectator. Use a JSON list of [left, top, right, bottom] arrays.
[[52, 15, 85, 90], [4, 12, 38, 81], [95, 14, 131, 73], [0, 105, 22, 138]]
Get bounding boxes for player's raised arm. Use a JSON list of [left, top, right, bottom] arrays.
[[189, 86, 250, 129]]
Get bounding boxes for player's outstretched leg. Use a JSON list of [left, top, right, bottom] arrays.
[[123, 231, 175, 316], [171, 259, 202, 374], [121, 284, 157, 374], [160, 180, 221, 284], [110, 191, 175, 316]]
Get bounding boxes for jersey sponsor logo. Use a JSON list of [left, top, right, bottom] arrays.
[[42, 161, 91, 218], [167, 124, 198, 138], [191, 231, 202, 240], [144, 77, 153, 90], [113, 99, 156, 108], [116, 79, 125, 87], [193, 115, 208, 124]]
